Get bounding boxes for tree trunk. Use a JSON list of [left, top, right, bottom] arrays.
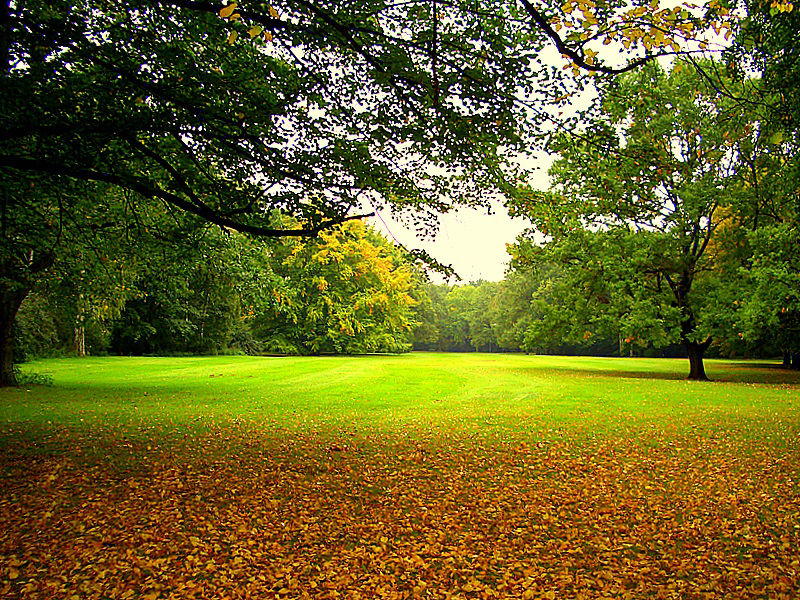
[[0, 285, 29, 386], [73, 325, 86, 357], [784, 350, 792, 369], [73, 296, 86, 357], [685, 340, 710, 381]]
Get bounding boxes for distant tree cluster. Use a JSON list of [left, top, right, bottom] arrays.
[[14, 222, 421, 359], [412, 277, 681, 357]]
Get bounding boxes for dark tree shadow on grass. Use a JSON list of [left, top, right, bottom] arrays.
[[511, 360, 800, 385]]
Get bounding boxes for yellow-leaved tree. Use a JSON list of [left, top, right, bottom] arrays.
[[256, 221, 420, 355]]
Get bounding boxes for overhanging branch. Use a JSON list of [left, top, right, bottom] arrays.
[[0, 155, 373, 237], [519, 0, 652, 75]]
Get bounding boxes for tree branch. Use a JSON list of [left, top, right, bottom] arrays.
[[518, 0, 653, 75], [0, 155, 373, 237]]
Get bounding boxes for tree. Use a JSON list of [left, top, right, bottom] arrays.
[[110, 228, 276, 355], [489, 269, 543, 351], [0, 177, 139, 383], [736, 224, 800, 368], [409, 282, 444, 351], [727, 0, 800, 367], [508, 60, 754, 380], [410, 280, 506, 353], [256, 221, 418, 354], [2, 0, 724, 231], [731, 0, 800, 133]]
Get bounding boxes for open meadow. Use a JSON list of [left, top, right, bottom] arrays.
[[1, 353, 799, 599]]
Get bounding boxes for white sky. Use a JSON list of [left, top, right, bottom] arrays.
[[370, 154, 553, 283], [370, 201, 528, 283]]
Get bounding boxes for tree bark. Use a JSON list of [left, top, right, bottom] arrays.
[[73, 295, 86, 357], [73, 326, 86, 357], [685, 340, 710, 381], [784, 350, 792, 369], [0, 284, 29, 386]]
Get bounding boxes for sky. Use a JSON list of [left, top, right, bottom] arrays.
[[369, 156, 553, 284], [370, 201, 529, 283]]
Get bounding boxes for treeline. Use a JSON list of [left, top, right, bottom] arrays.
[[412, 277, 795, 361], [14, 221, 422, 360], [15, 216, 798, 366]]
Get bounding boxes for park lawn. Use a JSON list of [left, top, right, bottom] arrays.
[[1, 353, 799, 599]]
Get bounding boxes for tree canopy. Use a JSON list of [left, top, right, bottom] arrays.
[[2, 0, 735, 236], [507, 59, 764, 380]]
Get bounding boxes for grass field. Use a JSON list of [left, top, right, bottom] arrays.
[[1, 353, 799, 599]]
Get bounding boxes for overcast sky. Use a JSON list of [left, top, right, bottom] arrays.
[[369, 154, 553, 283], [370, 201, 528, 283]]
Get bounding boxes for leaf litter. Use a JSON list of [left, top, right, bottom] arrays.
[[1, 420, 799, 599]]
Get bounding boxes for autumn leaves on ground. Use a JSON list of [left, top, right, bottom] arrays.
[[1, 355, 799, 599]]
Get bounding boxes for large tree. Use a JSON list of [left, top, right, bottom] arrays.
[[508, 60, 756, 380], [727, 0, 800, 367]]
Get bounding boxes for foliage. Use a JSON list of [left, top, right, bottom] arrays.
[[507, 60, 761, 379], [1, 0, 734, 235], [13, 222, 423, 359], [11, 293, 61, 362], [0, 178, 148, 381], [737, 223, 800, 366], [110, 229, 276, 355], [731, 0, 800, 134], [1, 0, 550, 239], [727, 0, 800, 366], [410, 275, 626, 355], [258, 221, 418, 354], [11, 366, 53, 387], [411, 281, 503, 352]]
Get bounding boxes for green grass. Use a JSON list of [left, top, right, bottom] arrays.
[[2, 354, 800, 598], [4, 353, 799, 442]]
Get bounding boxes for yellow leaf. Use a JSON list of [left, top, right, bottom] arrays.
[[8, 569, 19, 580], [269, 5, 279, 17], [263, 30, 273, 42], [227, 31, 238, 44], [248, 25, 263, 38], [219, 3, 237, 18]]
